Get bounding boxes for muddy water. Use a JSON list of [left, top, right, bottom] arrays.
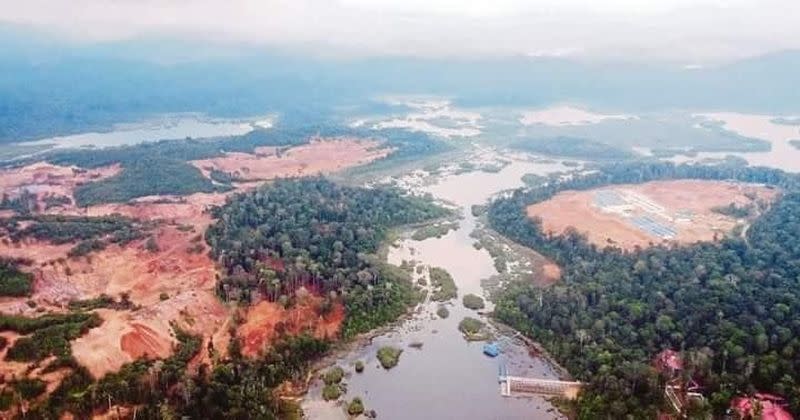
[[676, 113, 800, 172], [303, 157, 570, 420], [21, 115, 266, 150]]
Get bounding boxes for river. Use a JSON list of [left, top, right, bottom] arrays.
[[303, 151, 571, 419]]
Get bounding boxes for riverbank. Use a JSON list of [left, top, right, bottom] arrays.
[[301, 149, 574, 419]]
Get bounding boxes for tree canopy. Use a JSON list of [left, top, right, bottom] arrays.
[[206, 178, 447, 336], [489, 161, 800, 417]]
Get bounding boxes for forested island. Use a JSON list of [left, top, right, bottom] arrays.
[[488, 161, 800, 417], [510, 136, 636, 160]]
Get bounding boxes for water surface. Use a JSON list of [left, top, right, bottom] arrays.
[[303, 156, 569, 420], [22, 114, 267, 150], [676, 113, 800, 172]]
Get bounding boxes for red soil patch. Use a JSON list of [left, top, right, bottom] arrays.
[[0, 177, 232, 381], [2, 224, 217, 307], [0, 162, 120, 213], [72, 290, 228, 378], [527, 180, 779, 250], [1, 201, 228, 377], [0, 332, 28, 382], [92, 405, 136, 420], [238, 295, 344, 357], [191, 138, 390, 182], [121, 323, 173, 360], [0, 138, 388, 385], [540, 263, 562, 283], [85, 192, 228, 227]]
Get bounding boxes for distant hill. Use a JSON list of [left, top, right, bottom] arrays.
[[1, 25, 798, 144]]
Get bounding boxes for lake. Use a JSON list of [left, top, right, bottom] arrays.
[[21, 114, 270, 150]]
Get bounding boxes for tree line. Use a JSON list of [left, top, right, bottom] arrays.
[[1, 214, 152, 259], [206, 178, 447, 337], [488, 161, 800, 417]]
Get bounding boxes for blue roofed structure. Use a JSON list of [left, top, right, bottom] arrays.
[[483, 342, 500, 357]]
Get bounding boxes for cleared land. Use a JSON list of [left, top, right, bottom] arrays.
[[0, 162, 120, 212], [190, 138, 390, 182], [527, 180, 779, 250], [0, 138, 386, 383], [237, 295, 344, 358]]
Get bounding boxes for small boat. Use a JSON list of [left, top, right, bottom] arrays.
[[483, 342, 500, 357]]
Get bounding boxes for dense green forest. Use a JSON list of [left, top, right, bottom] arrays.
[[206, 178, 447, 337], [73, 158, 224, 206], [40, 127, 321, 169], [488, 161, 800, 417], [509, 136, 636, 160]]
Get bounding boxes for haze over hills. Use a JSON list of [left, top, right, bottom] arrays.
[[1, 4, 800, 420], [2, 25, 799, 143]]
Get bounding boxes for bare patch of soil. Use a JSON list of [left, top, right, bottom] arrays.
[[527, 180, 779, 250], [85, 192, 227, 227], [540, 263, 562, 283], [0, 162, 120, 212], [120, 323, 173, 360], [72, 290, 228, 378], [2, 223, 216, 307], [191, 138, 390, 182], [0, 332, 27, 381], [238, 295, 344, 358], [0, 138, 388, 388], [1, 208, 227, 378]]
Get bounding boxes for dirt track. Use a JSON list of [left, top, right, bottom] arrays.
[[527, 180, 779, 250]]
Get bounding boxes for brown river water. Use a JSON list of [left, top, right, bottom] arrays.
[[303, 154, 571, 420]]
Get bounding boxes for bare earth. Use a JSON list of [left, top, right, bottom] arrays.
[[0, 162, 120, 212], [0, 138, 387, 383], [191, 138, 391, 182], [527, 180, 779, 250], [238, 295, 344, 358]]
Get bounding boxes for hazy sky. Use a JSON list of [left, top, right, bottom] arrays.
[[1, 0, 798, 62]]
